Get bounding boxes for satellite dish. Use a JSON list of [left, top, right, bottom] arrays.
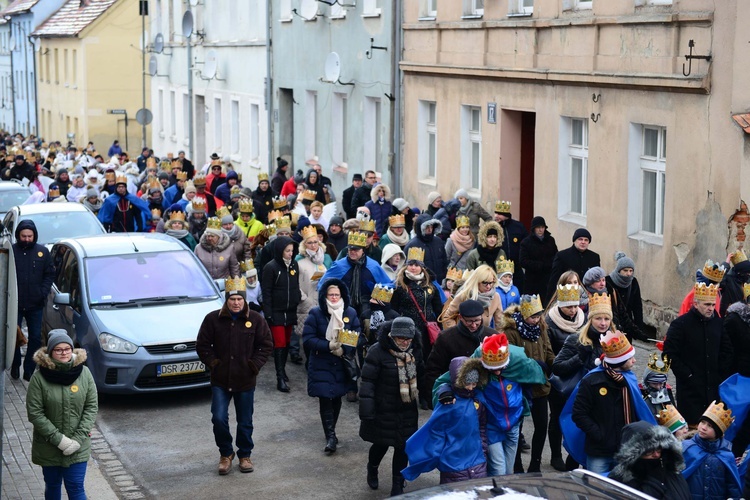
[[148, 55, 158, 76], [300, 0, 318, 20], [189, 0, 199, 6], [8, 36, 15, 52], [153, 33, 164, 53], [324, 52, 341, 82], [136, 108, 153, 126], [204, 49, 218, 79], [181, 10, 194, 38]]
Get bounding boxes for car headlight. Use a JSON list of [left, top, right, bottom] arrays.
[[99, 333, 139, 354]]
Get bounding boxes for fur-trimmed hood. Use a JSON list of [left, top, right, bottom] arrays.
[[414, 213, 443, 239], [477, 220, 504, 248], [611, 422, 685, 483], [450, 356, 489, 395], [499, 304, 522, 331], [33, 347, 88, 370], [727, 301, 750, 324], [370, 183, 392, 202]]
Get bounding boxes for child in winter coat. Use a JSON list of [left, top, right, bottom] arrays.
[[682, 401, 742, 500], [495, 260, 520, 311]]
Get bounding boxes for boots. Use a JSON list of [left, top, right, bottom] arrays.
[[390, 474, 405, 496], [366, 463, 379, 490], [550, 456, 566, 472], [280, 347, 290, 382], [321, 410, 337, 454], [527, 458, 542, 473], [274, 349, 289, 392]]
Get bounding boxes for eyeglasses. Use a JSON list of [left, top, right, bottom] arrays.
[[52, 347, 72, 354], [462, 318, 483, 325], [481, 281, 496, 286]]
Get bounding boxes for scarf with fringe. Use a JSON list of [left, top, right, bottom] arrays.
[[388, 347, 418, 403]]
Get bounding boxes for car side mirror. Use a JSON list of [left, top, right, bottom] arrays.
[[53, 293, 71, 306], [215, 279, 226, 293]]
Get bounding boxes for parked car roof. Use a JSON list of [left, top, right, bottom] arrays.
[[63, 232, 191, 258]]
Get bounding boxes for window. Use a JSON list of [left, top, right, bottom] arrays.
[[250, 103, 260, 161], [63, 49, 68, 85], [461, 105, 482, 191], [305, 91, 317, 161], [231, 99, 240, 154], [639, 125, 666, 235], [71, 50, 77, 86], [214, 98, 222, 151], [420, 0, 437, 18], [170, 90, 176, 138], [418, 100, 437, 179], [332, 92, 347, 166], [509, 0, 534, 15], [363, 97, 381, 171], [557, 117, 589, 222], [182, 93, 190, 139], [54, 48, 58, 83], [464, 0, 484, 16], [280, 0, 292, 20], [45, 51, 50, 83], [158, 89, 164, 134], [362, 0, 381, 16], [564, 0, 592, 10]]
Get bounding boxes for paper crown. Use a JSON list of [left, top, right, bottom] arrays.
[[300, 225, 318, 241], [168, 211, 186, 222], [105, 171, 116, 181], [599, 330, 634, 365], [481, 333, 510, 369], [347, 231, 368, 248], [191, 198, 207, 212], [265, 224, 277, 237], [371, 284, 394, 303], [258, 172, 269, 181], [268, 210, 284, 222], [520, 295, 543, 319], [115, 174, 128, 185], [407, 247, 426, 263], [446, 267, 464, 282], [230, 185, 242, 197], [455, 215, 470, 228], [359, 219, 376, 233], [647, 352, 671, 375], [216, 206, 231, 219], [206, 217, 222, 231], [159, 159, 172, 171], [272, 196, 287, 209], [702, 260, 727, 283], [275, 217, 292, 230], [496, 257, 514, 275], [731, 249, 748, 266], [588, 292, 612, 318], [225, 276, 247, 295], [147, 177, 161, 191], [657, 405, 688, 435], [495, 200, 511, 213], [388, 214, 405, 227], [238, 199, 254, 213], [176, 171, 187, 181], [210, 159, 222, 167], [146, 157, 157, 168], [301, 190, 317, 202], [693, 283, 719, 303], [702, 400, 735, 434], [337, 329, 360, 347], [193, 174, 207, 187], [557, 284, 580, 307], [48, 186, 60, 197], [744, 283, 750, 301], [240, 259, 255, 273]]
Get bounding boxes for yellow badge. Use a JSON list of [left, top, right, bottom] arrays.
[[506, 384, 513, 391], [343, 317, 350, 323], [427, 288, 433, 295], [290, 269, 296, 275], [265, 201, 270, 205], [71, 385, 79, 393], [511, 292, 516, 297], [38, 251, 43, 257], [474, 401, 480, 410], [219, 256, 225, 261], [599, 387, 608, 396], [245, 321, 252, 328], [513, 237, 518, 243]]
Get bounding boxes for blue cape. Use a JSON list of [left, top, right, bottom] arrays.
[[97, 193, 152, 232], [682, 437, 742, 491], [402, 394, 485, 481], [719, 373, 750, 443], [317, 256, 392, 290], [162, 184, 181, 208], [560, 366, 657, 466]]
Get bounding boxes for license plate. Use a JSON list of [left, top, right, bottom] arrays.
[[157, 361, 205, 377]]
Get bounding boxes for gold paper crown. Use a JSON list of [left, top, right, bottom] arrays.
[[265, 224, 277, 237], [556, 284, 580, 305], [216, 206, 231, 219], [656, 405, 687, 434], [272, 196, 287, 209], [359, 219, 376, 233], [388, 214, 405, 227], [731, 249, 748, 266], [702, 400, 735, 434], [455, 215, 470, 228], [105, 171, 116, 181], [301, 225, 318, 241], [206, 217, 222, 230], [225, 276, 247, 294], [48, 186, 60, 197], [258, 172, 269, 181], [520, 295, 543, 319], [301, 190, 317, 202], [268, 210, 284, 222], [337, 329, 360, 348], [599, 330, 633, 359], [347, 231, 368, 248], [693, 283, 719, 303], [702, 260, 727, 283], [159, 159, 172, 171], [150, 208, 162, 219], [496, 257, 514, 275], [371, 284, 394, 303], [115, 174, 128, 185], [588, 292, 612, 318], [238, 199, 254, 213], [744, 283, 750, 301], [210, 159, 222, 167], [191, 198, 207, 212], [168, 211, 186, 222], [230, 185, 242, 197], [647, 352, 671, 375], [176, 171, 187, 181], [495, 200, 511, 213], [407, 247, 426, 262], [146, 157, 157, 168], [147, 178, 161, 191], [275, 217, 292, 230], [482, 334, 510, 369], [446, 267, 464, 282], [240, 259, 255, 273], [193, 174, 207, 187]]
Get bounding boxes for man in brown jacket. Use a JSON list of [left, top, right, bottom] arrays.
[[196, 277, 273, 475]]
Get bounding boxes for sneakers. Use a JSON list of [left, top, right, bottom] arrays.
[[238, 456, 254, 473], [346, 390, 359, 402], [218, 453, 235, 475]]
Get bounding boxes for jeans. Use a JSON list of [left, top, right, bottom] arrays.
[[211, 386, 255, 458], [13, 308, 43, 377], [487, 422, 520, 475], [42, 461, 87, 500], [586, 455, 615, 474]]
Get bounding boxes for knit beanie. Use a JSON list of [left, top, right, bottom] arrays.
[[392, 198, 409, 212], [390, 317, 416, 339], [464, 369, 479, 385], [454, 188, 469, 200], [426, 191, 441, 205], [221, 214, 234, 225], [583, 266, 606, 286], [329, 216, 344, 227], [86, 188, 98, 199], [614, 251, 635, 273], [47, 329, 74, 352], [572, 228, 592, 242]]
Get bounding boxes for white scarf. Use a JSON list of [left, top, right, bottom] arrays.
[[405, 270, 424, 282], [386, 227, 409, 246], [497, 280, 512, 293], [325, 298, 346, 342], [306, 246, 326, 265]]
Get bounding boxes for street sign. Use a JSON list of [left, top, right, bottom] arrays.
[[136, 108, 153, 126], [109, 109, 127, 115]]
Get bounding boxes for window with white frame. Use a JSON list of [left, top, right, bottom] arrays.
[[250, 103, 260, 161], [461, 105, 482, 191], [305, 91, 317, 161], [214, 98, 222, 151], [420, 0, 437, 18], [557, 117, 589, 221], [509, 0, 534, 15], [464, 0, 484, 16], [417, 100, 437, 179], [170, 90, 176, 138], [363, 97, 381, 171], [639, 125, 666, 235], [362, 0, 381, 16], [280, 0, 292, 20], [231, 100, 240, 154], [332, 93, 347, 165]]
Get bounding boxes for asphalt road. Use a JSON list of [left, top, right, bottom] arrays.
[[96, 340, 671, 499]]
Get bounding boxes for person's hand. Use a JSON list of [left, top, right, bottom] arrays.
[[57, 435, 81, 456], [329, 340, 342, 352], [331, 347, 344, 357], [438, 391, 455, 405]]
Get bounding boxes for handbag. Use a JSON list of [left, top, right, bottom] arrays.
[[406, 286, 441, 344], [342, 353, 361, 382], [549, 367, 586, 398]]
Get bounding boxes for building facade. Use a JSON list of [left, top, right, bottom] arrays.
[[401, 0, 750, 331]]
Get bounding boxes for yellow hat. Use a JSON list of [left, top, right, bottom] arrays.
[[588, 292, 612, 319]]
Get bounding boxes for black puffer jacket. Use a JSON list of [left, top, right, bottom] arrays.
[[519, 230, 557, 298], [359, 322, 423, 447], [545, 309, 585, 355], [13, 220, 55, 311], [551, 330, 603, 378], [261, 236, 301, 326], [403, 213, 449, 283], [723, 302, 750, 377]]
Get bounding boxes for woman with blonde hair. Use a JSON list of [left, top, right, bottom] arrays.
[[465, 221, 506, 270], [441, 264, 503, 330], [445, 216, 475, 270]]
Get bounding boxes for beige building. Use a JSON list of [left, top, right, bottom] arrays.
[[401, 0, 750, 331], [33, 0, 148, 156]]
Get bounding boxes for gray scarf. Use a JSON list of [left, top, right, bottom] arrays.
[[166, 228, 189, 239], [476, 289, 495, 308], [609, 270, 634, 289]]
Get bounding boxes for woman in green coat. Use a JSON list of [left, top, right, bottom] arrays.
[[26, 329, 98, 500], [164, 210, 198, 251]]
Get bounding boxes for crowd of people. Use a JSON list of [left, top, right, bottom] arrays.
[[4, 132, 750, 499]]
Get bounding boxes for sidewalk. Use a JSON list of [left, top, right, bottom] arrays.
[[2, 372, 120, 500]]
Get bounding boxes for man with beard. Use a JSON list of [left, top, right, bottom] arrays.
[[146, 180, 165, 212], [403, 213, 448, 284], [5, 154, 35, 182], [97, 174, 152, 232], [494, 201, 528, 291], [55, 168, 73, 197]]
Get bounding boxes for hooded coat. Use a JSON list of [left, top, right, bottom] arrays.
[[723, 302, 750, 377], [364, 183, 393, 237], [252, 183, 275, 223], [519, 229, 558, 297], [213, 171, 239, 204], [682, 434, 743, 500], [302, 279, 360, 398], [424, 322, 494, 396], [609, 422, 691, 500], [433, 199, 461, 240], [350, 181, 373, 215], [194, 231, 240, 280], [465, 221, 507, 270], [294, 245, 332, 337], [380, 244, 405, 281], [500, 306, 555, 398], [271, 165, 287, 195], [403, 213, 449, 283], [304, 169, 328, 204], [13, 220, 55, 311], [261, 236, 302, 326]]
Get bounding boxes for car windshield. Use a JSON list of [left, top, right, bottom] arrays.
[[23, 212, 104, 244], [85, 250, 218, 304], [0, 190, 31, 212]]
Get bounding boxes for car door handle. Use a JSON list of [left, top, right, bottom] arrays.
[[52, 305, 59, 311]]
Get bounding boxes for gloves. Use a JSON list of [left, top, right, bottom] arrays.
[[329, 340, 342, 352], [331, 347, 344, 357], [438, 390, 455, 405], [57, 435, 81, 456]]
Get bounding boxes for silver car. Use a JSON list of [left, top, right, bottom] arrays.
[[42, 233, 225, 393], [3, 202, 106, 247]]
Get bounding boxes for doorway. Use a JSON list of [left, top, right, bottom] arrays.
[[499, 109, 536, 228]]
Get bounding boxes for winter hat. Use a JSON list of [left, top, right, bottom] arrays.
[[47, 329, 74, 352], [352, 173, 363, 181], [459, 299, 484, 318], [614, 251, 635, 274], [157, 171, 169, 181], [293, 169, 305, 184], [599, 330, 635, 365], [426, 191, 442, 205], [464, 369, 479, 385], [329, 216, 344, 227], [392, 198, 409, 212], [342, 219, 360, 231], [86, 188, 98, 199], [226, 170, 239, 181], [583, 266, 606, 286], [454, 188, 469, 200], [390, 317, 416, 339], [276, 157, 288, 169], [572, 228, 592, 242], [240, 187, 254, 199], [184, 182, 197, 195], [481, 333, 510, 370], [221, 214, 234, 225], [530, 216, 547, 229], [656, 405, 688, 435], [643, 366, 668, 385]]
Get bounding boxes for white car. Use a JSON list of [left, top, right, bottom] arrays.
[[2, 202, 106, 247]]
